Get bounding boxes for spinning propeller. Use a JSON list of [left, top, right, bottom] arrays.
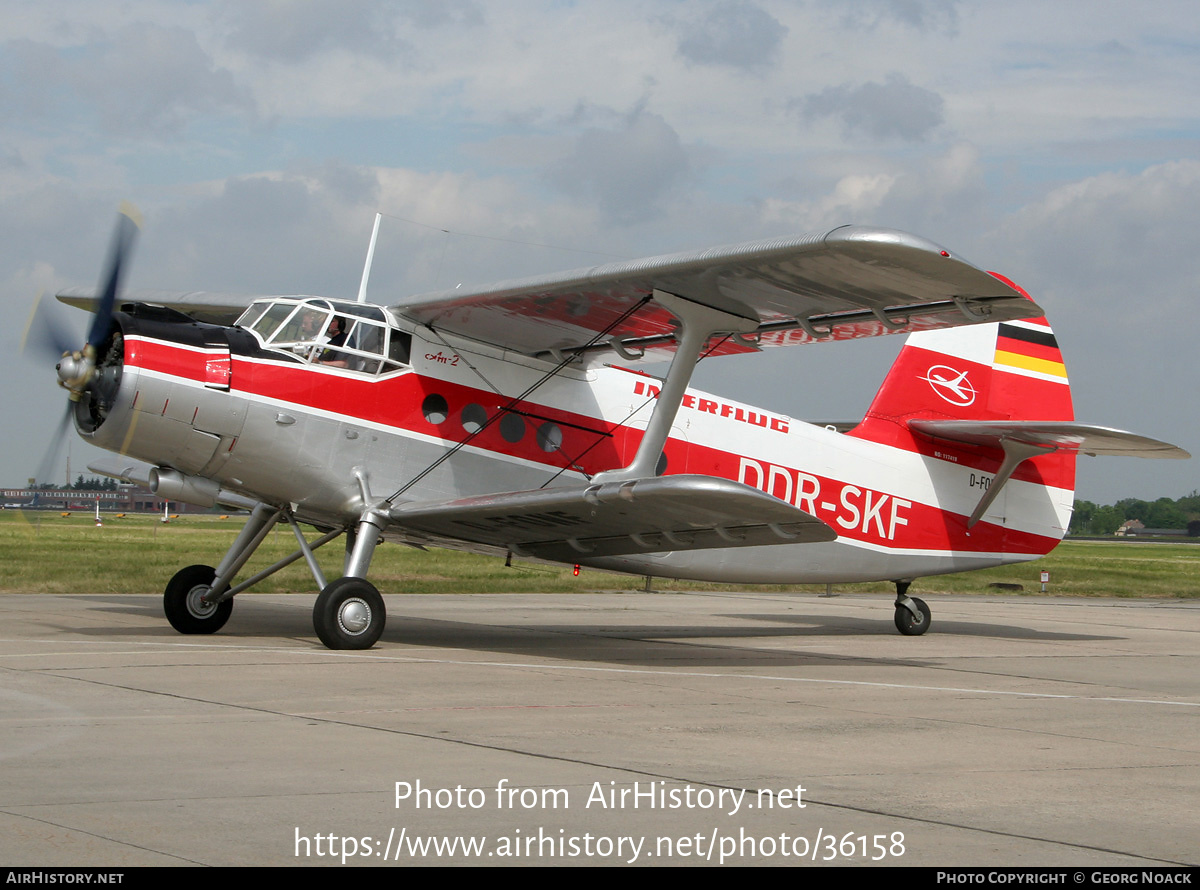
[[49, 204, 140, 400], [20, 204, 140, 483]]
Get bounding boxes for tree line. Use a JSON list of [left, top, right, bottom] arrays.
[[1070, 492, 1200, 536], [34, 475, 119, 492]]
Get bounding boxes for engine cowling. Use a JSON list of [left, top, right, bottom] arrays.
[[75, 306, 247, 479]]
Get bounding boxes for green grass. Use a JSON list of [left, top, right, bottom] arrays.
[[0, 510, 1196, 598], [911, 541, 1200, 598]]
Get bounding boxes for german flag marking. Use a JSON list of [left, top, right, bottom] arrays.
[[997, 322, 1058, 349], [996, 334, 1061, 364], [994, 349, 1067, 378], [994, 322, 1066, 378]]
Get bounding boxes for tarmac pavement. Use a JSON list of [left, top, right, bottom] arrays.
[[0, 590, 1197, 866]]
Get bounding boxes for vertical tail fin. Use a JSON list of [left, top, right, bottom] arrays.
[[854, 315, 1074, 432], [850, 308, 1077, 534]]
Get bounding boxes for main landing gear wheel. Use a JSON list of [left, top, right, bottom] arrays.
[[894, 596, 931, 636], [164, 564, 232, 634], [313, 577, 385, 650]]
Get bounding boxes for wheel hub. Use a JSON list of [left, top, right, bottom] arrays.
[[338, 598, 371, 635], [186, 586, 218, 619]]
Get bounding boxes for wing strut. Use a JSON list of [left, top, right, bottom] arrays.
[[592, 289, 758, 483]]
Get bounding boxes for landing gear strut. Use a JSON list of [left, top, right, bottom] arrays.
[[892, 580, 931, 636], [160, 501, 389, 650], [310, 512, 388, 650]]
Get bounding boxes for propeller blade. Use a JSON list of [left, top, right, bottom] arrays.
[[20, 290, 77, 358], [35, 403, 73, 487], [87, 202, 141, 349]]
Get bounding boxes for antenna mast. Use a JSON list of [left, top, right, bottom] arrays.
[[356, 212, 382, 303]]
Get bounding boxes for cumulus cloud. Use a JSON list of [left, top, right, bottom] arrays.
[[991, 159, 1200, 313], [795, 73, 944, 142], [2, 24, 252, 136], [142, 162, 594, 299], [221, 0, 481, 62], [982, 160, 1200, 495], [673, 1, 788, 73], [549, 107, 692, 225], [757, 143, 986, 238], [147, 164, 384, 296], [828, 0, 961, 33], [0, 2, 1194, 501]]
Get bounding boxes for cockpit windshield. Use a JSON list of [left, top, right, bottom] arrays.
[[235, 298, 412, 375]]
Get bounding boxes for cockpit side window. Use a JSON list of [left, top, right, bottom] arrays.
[[351, 324, 383, 373], [389, 331, 412, 366]]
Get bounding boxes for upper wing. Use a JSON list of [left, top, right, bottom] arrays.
[[57, 288, 267, 325], [57, 226, 1040, 364], [392, 225, 1042, 363]]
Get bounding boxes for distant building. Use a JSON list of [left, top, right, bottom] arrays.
[[1122, 526, 1189, 538], [1, 484, 205, 513]]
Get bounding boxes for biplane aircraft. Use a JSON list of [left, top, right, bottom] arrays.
[[37, 208, 1187, 649]]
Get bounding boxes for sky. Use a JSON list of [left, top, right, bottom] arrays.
[[3, 0, 1198, 504]]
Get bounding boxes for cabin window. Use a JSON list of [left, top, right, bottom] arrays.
[[500, 412, 526, 443], [536, 422, 563, 452], [461, 403, 487, 434], [422, 394, 449, 424]]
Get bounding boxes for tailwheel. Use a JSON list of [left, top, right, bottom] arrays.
[[313, 577, 385, 650], [894, 595, 931, 636], [164, 564, 232, 634]]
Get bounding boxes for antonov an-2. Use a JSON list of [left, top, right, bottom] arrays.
[[42, 209, 1186, 648]]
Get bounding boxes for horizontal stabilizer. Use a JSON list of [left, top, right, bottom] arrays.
[[910, 421, 1189, 459], [87, 458, 154, 487], [911, 421, 1189, 528], [389, 474, 836, 562]]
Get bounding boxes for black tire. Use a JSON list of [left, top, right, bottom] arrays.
[[164, 565, 232, 634], [313, 578, 385, 650], [894, 596, 931, 636]]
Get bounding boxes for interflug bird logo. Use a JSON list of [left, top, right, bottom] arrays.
[[923, 365, 976, 407]]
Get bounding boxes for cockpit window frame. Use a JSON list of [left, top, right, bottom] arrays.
[[236, 297, 413, 377]]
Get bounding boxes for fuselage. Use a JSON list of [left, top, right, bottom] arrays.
[[79, 299, 1073, 585]]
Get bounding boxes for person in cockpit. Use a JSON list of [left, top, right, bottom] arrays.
[[320, 317, 349, 367]]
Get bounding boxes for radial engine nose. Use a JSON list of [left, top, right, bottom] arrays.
[[55, 347, 94, 399]]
